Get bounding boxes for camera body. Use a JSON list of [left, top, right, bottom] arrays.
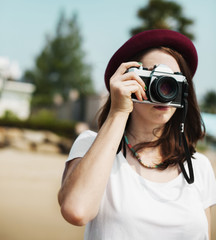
[[127, 64, 188, 108]]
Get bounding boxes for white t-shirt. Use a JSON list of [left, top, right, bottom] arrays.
[[66, 130, 216, 240]]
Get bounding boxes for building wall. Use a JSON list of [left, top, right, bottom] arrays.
[[0, 78, 35, 119], [56, 93, 108, 130]]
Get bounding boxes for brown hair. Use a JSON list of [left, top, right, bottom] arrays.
[[98, 47, 205, 169]]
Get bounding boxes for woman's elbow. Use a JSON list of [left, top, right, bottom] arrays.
[[60, 201, 95, 226]]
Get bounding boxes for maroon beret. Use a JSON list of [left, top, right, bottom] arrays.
[[104, 29, 198, 91]]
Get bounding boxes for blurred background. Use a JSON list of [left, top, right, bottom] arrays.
[[0, 0, 216, 239]]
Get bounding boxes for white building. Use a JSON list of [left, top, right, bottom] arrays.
[[0, 77, 35, 119]]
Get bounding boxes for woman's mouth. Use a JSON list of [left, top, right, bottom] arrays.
[[153, 105, 170, 111]]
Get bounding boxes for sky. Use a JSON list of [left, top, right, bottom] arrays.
[[0, 0, 216, 101]]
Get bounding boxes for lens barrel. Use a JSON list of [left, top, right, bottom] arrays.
[[151, 76, 179, 103]]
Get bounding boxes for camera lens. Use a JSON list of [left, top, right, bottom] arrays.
[[151, 76, 179, 103]]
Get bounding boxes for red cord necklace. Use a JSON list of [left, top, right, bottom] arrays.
[[124, 134, 163, 169]]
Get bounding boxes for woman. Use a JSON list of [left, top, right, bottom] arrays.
[[58, 29, 216, 240]]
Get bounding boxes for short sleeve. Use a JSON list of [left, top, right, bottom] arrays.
[[193, 152, 216, 209], [66, 130, 97, 162], [61, 130, 97, 183]]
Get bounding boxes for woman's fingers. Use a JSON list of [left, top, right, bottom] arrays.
[[111, 70, 147, 100], [109, 61, 148, 113], [122, 72, 147, 99], [111, 62, 146, 89], [121, 80, 146, 101], [112, 62, 141, 76]]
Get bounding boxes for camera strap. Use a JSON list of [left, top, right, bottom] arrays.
[[178, 85, 194, 184]]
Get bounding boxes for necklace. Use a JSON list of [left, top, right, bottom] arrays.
[[124, 134, 163, 169]]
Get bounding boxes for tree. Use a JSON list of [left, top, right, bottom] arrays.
[[130, 0, 194, 40], [201, 90, 216, 113], [24, 12, 94, 107]]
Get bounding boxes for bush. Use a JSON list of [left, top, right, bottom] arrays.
[[0, 109, 76, 138], [31, 95, 53, 108], [1, 110, 20, 121]]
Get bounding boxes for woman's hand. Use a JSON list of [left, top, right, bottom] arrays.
[[109, 62, 147, 114]]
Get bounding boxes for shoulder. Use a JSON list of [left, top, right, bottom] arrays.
[[75, 130, 97, 142], [192, 151, 215, 186], [70, 130, 97, 151], [192, 152, 216, 208], [192, 152, 214, 177], [67, 130, 97, 162], [193, 151, 209, 163], [192, 152, 213, 169], [72, 130, 97, 150]]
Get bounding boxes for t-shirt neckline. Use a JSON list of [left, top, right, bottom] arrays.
[[118, 151, 184, 187]]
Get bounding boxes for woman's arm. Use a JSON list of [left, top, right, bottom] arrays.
[[58, 111, 129, 226], [58, 62, 146, 226]]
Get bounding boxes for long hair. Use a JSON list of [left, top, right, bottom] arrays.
[[98, 47, 205, 169]]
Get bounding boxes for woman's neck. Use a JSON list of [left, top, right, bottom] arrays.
[[126, 116, 164, 144]]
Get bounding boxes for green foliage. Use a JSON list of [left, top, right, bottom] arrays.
[[0, 109, 76, 138], [24, 11, 94, 107], [200, 90, 216, 113], [196, 141, 208, 153], [29, 109, 57, 123], [131, 0, 194, 40], [28, 109, 76, 137], [30, 94, 53, 108], [1, 110, 20, 121]]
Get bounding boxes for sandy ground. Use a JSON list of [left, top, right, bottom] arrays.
[[0, 147, 215, 240], [0, 148, 84, 240]]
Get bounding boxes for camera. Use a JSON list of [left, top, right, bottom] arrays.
[[127, 64, 188, 108]]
